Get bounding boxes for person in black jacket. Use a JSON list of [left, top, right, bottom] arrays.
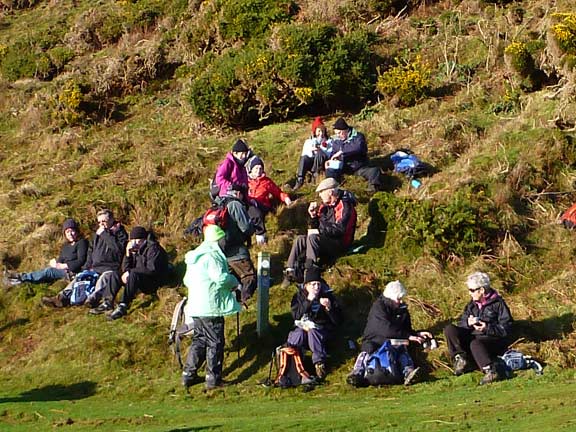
[[6, 218, 88, 286], [41, 210, 128, 309], [443, 272, 513, 385], [286, 267, 341, 379], [107, 226, 169, 320], [347, 280, 432, 387], [282, 177, 357, 287]]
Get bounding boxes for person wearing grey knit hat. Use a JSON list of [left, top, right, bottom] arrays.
[[6, 218, 89, 290], [443, 272, 513, 385], [327, 117, 383, 192], [347, 280, 433, 387]]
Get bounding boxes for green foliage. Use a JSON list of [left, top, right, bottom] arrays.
[[374, 190, 498, 261], [53, 80, 85, 126], [188, 25, 377, 127], [550, 13, 576, 54], [491, 84, 521, 114], [376, 55, 432, 106], [47, 46, 75, 70], [504, 42, 535, 75], [218, 0, 297, 42]]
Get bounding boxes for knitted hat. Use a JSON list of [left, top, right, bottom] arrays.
[[129, 226, 148, 240], [204, 224, 225, 242], [466, 272, 491, 290], [246, 155, 264, 173], [315, 177, 339, 193], [383, 280, 407, 301], [232, 139, 249, 153], [62, 218, 78, 232], [332, 117, 349, 130], [311, 116, 324, 134], [304, 267, 322, 284]]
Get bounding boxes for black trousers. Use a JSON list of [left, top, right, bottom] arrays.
[[287, 233, 345, 274], [297, 153, 328, 180], [228, 258, 257, 302], [326, 164, 382, 188], [183, 316, 225, 386], [247, 204, 267, 236], [120, 271, 160, 306], [444, 323, 509, 369]]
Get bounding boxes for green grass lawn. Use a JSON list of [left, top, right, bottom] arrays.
[[2, 368, 575, 431]]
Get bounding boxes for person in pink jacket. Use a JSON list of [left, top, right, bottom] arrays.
[[213, 139, 250, 198], [246, 155, 292, 245]]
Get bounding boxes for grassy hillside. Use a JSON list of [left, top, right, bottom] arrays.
[[1, 0, 576, 429]]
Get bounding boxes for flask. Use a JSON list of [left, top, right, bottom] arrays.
[[411, 179, 421, 188]]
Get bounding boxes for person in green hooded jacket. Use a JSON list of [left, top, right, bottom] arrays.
[[181, 224, 241, 390]]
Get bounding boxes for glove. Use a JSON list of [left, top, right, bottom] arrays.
[[284, 197, 292, 206], [256, 234, 267, 245]]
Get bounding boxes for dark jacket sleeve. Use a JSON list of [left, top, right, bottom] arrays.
[[321, 291, 342, 328], [483, 299, 513, 338], [83, 235, 96, 270], [318, 199, 353, 239], [59, 239, 89, 274], [291, 290, 311, 320], [99, 225, 128, 255], [341, 132, 367, 159], [457, 302, 476, 328], [126, 242, 168, 277]]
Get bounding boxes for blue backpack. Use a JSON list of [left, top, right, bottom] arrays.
[[499, 349, 543, 377], [390, 150, 429, 179], [364, 340, 403, 386], [69, 270, 100, 306]]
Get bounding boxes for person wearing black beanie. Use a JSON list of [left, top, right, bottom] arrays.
[[212, 139, 250, 198]]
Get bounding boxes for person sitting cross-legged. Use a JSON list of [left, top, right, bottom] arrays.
[[347, 280, 432, 387], [107, 226, 169, 320], [282, 177, 357, 286], [5, 218, 88, 287], [443, 272, 513, 385], [286, 267, 341, 380]]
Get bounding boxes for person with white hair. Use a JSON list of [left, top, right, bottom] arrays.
[[443, 271, 513, 385], [347, 280, 433, 387]]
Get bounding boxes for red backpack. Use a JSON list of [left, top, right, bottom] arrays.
[[202, 202, 228, 229], [560, 203, 576, 229]]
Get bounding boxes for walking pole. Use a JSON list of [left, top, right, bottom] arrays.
[[236, 311, 240, 361]]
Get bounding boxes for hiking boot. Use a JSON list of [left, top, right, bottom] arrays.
[[205, 380, 229, 390], [281, 268, 295, 288], [3, 271, 22, 287], [314, 362, 327, 380], [346, 373, 366, 388], [403, 366, 421, 386], [182, 371, 203, 389], [292, 178, 304, 191], [453, 354, 468, 376], [89, 300, 113, 315], [479, 365, 501, 385], [107, 303, 127, 320], [41, 295, 64, 308]]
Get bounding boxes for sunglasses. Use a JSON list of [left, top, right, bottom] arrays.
[[468, 287, 482, 293]]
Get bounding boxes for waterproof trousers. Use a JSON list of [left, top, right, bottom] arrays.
[[183, 316, 225, 387]]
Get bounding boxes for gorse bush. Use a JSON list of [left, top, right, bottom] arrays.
[[188, 24, 377, 127], [550, 13, 576, 54], [376, 55, 431, 106], [504, 42, 534, 75]]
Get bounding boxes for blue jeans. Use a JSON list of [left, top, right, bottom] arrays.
[[20, 267, 68, 283]]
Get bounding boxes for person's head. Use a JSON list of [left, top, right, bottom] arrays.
[[96, 209, 115, 230], [315, 177, 339, 204], [129, 226, 148, 249], [203, 224, 225, 243], [303, 267, 322, 298], [466, 272, 491, 301], [232, 139, 250, 163], [383, 280, 407, 304], [333, 117, 350, 140], [311, 117, 327, 140], [247, 156, 264, 180], [62, 218, 80, 243]]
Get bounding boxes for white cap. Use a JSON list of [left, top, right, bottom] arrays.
[[383, 280, 407, 301]]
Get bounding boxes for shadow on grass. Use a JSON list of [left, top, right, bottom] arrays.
[[0, 317, 29, 333], [513, 313, 575, 343], [0, 381, 97, 403], [166, 428, 222, 432]]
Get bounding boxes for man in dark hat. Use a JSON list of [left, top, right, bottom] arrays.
[[282, 177, 357, 286], [286, 267, 341, 380], [327, 117, 383, 192], [107, 226, 169, 320], [5, 218, 88, 286]]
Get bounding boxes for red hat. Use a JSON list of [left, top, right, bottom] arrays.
[[311, 116, 324, 134]]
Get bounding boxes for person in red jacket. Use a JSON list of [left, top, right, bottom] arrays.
[[246, 155, 292, 245]]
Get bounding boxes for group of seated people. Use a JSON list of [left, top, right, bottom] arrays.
[[4, 116, 514, 390]]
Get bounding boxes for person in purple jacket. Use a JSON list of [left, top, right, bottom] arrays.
[[213, 139, 250, 198]]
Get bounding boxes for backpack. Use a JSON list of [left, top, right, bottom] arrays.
[[560, 203, 576, 229], [203, 202, 229, 229], [69, 270, 100, 306], [390, 150, 430, 179], [364, 340, 403, 386], [273, 345, 315, 388], [168, 296, 195, 368], [499, 349, 544, 377]]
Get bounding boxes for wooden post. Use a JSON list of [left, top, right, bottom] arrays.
[[256, 251, 270, 337]]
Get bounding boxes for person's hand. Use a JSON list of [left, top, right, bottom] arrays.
[[49, 258, 57, 268], [308, 202, 318, 218], [331, 150, 343, 159], [255, 234, 267, 245], [467, 315, 479, 327], [473, 320, 487, 333], [418, 331, 433, 339], [284, 197, 292, 206], [121, 271, 129, 284], [319, 297, 331, 311], [409, 335, 424, 344], [96, 226, 106, 235]]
